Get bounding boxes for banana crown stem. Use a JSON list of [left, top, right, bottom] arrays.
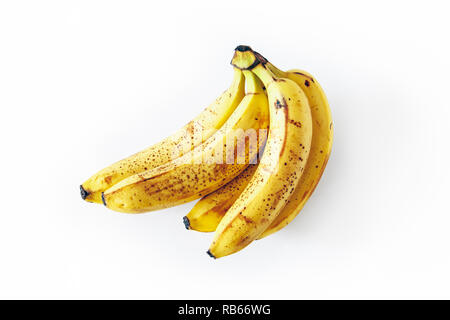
[[230, 45, 277, 88], [231, 46, 259, 70]]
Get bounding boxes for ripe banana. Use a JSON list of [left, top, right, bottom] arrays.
[[102, 70, 269, 213], [184, 164, 258, 232], [80, 69, 245, 204], [184, 63, 333, 238], [208, 46, 313, 258], [258, 65, 333, 238]]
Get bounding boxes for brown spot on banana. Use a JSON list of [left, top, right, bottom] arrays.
[[238, 212, 254, 224], [289, 119, 302, 128], [275, 98, 287, 109], [279, 101, 290, 158], [237, 235, 250, 247], [292, 72, 315, 83]]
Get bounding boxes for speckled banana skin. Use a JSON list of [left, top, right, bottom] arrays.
[[208, 47, 313, 258], [184, 64, 333, 239], [258, 65, 333, 238], [184, 164, 258, 232], [80, 69, 245, 204], [102, 71, 269, 213]]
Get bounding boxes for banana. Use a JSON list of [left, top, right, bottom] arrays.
[[80, 69, 245, 204], [184, 164, 258, 232], [184, 63, 333, 238], [258, 65, 333, 238], [102, 70, 269, 213], [207, 46, 313, 258]]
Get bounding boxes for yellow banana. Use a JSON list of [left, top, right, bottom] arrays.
[[258, 65, 333, 238], [80, 69, 245, 204], [102, 70, 269, 213], [208, 46, 313, 258], [184, 164, 258, 232], [184, 63, 333, 238]]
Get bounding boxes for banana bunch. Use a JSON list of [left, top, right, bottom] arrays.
[[81, 45, 333, 258]]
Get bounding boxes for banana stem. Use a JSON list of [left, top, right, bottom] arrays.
[[251, 64, 277, 89], [231, 45, 259, 70], [242, 70, 263, 94], [266, 62, 287, 79], [229, 45, 279, 89]]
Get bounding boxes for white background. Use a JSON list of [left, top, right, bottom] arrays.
[[1, 0, 449, 299]]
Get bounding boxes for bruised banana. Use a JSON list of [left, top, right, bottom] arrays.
[[208, 46, 313, 258], [184, 62, 333, 238], [101, 70, 269, 213], [80, 69, 245, 204]]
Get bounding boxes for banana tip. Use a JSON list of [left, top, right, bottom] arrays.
[[80, 185, 90, 200], [235, 45, 252, 52], [101, 192, 106, 206], [206, 250, 216, 259], [183, 216, 190, 230]]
